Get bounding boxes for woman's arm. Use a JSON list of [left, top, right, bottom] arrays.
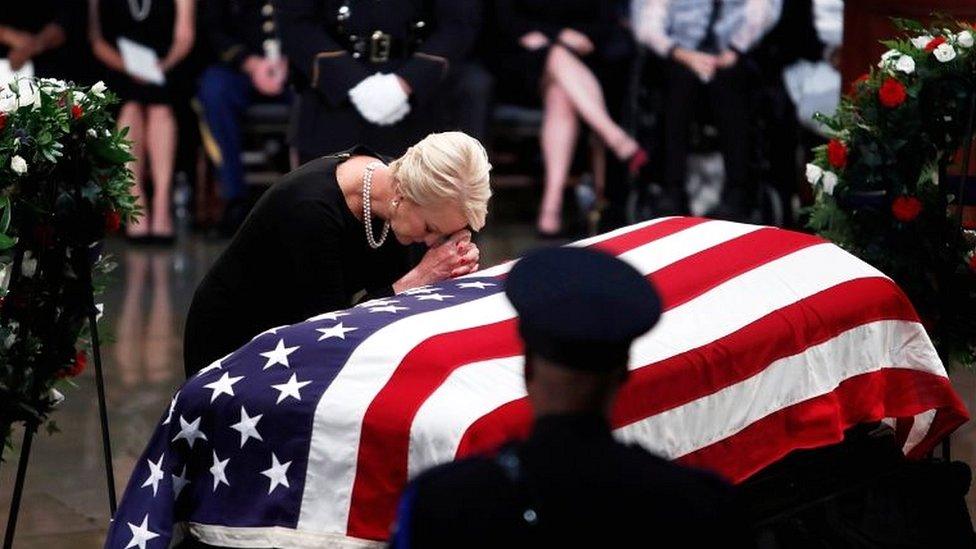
[[632, 0, 675, 58], [160, 0, 196, 72], [88, 0, 125, 72]]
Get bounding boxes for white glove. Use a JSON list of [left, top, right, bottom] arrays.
[[348, 72, 410, 126], [377, 98, 411, 126]]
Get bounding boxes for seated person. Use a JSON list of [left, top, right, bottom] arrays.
[[0, 2, 69, 79], [197, 0, 290, 234], [391, 246, 746, 547], [633, 0, 781, 219], [491, 0, 647, 237]]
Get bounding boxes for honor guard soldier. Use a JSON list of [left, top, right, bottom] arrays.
[[274, 0, 482, 161], [390, 247, 750, 548], [198, 0, 290, 234]]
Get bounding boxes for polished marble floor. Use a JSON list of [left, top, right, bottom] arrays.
[[1, 193, 975, 547]]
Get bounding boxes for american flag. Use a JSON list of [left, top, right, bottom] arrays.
[[105, 217, 968, 548]]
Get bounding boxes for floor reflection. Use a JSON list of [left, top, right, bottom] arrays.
[[0, 206, 974, 546]]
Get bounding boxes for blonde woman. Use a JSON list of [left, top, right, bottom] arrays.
[[183, 132, 492, 376]]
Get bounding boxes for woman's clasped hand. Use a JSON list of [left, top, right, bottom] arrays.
[[394, 230, 481, 293]]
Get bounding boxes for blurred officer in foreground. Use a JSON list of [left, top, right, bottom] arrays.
[[390, 247, 747, 547], [274, 0, 483, 161]]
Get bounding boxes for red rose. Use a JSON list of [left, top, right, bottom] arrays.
[[827, 139, 848, 169], [71, 104, 83, 120], [849, 73, 870, 96], [878, 77, 907, 108], [59, 350, 88, 379], [891, 195, 923, 222], [925, 36, 947, 52], [0, 111, 6, 132], [105, 209, 122, 233], [969, 254, 976, 274]]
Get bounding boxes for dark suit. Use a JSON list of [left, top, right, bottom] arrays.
[[391, 414, 748, 547], [274, 0, 482, 159]]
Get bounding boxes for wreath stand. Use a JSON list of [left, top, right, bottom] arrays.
[[1, 155, 121, 547], [2, 252, 117, 548]]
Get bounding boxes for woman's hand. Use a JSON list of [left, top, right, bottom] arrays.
[[520, 31, 550, 51], [393, 230, 473, 292], [451, 240, 480, 277], [672, 47, 717, 82], [558, 28, 594, 56]]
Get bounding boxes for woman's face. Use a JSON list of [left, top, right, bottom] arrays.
[[390, 197, 469, 247]]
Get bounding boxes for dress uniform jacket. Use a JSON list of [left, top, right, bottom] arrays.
[[274, 0, 481, 158], [392, 414, 749, 547], [204, 0, 281, 70]]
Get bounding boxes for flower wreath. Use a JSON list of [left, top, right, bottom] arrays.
[[0, 77, 138, 449], [805, 18, 976, 368]]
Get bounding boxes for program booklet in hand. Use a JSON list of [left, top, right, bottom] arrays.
[[0, 59, 34, 89], [117, 37, 165, 85]]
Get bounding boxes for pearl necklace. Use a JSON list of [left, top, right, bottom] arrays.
[[362, 162, 390, 249], [126, 0, 153, 22]]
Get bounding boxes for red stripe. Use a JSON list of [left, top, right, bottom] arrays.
[[346, 224, 823, 539], [344, 216, 708, 538], [676, 369, 969, 482], [455, 277, 920, 457]]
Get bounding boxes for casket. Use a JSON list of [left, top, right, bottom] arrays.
[[105, 217, 969, 548]]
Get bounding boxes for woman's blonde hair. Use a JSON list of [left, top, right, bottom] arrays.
[[389, 132, 493, 231]]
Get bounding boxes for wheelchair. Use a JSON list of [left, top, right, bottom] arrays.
[[623, 48, 790, 227]]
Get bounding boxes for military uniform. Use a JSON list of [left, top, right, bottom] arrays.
[[274, 0, 482, 159], [391, 247, 749, 548], [198, 0, 289, 227]]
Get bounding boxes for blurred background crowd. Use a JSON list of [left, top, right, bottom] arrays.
[[1, 0, 844, 243]]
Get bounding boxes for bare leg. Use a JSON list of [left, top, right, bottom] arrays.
[[544, 47, 638, 161], [538, 81, 580, 235], [118, 102, 149, 237], [146, 104, 177, 237]]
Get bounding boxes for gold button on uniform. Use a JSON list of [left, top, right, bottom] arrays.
[[262, 4, 274, 16], [263, 20, 275, 33]]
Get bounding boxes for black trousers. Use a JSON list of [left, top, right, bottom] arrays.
[[663, 58, 753, 207]]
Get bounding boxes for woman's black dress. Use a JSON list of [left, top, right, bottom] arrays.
[[97, 0, 175, 104], [490, 0, 631, 103], [183, 147, 416, 376]]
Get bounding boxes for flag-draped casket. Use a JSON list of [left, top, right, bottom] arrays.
[[105, 217, 969, 548]]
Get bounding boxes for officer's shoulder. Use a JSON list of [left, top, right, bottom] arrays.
[[412, 455, 507, 494], [618, 442, 734, 499]]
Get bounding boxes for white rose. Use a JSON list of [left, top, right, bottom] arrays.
[[21, 251, 37, 278], [49, 388, 65, 406], [0, 89, 17, 113], [87, 128, 98, 138], [878, 49, 899, 68], [821, 171, 839, 195], [911, 35, 934, 49], [91, 80, 107, 98], [933, 42, 957, 62], [957, 31, 974, 49], [895, 55, 916, 74], [10, 155, 27, 175], [71, 90, 86, 104], [39, 78, 66, 92], [805, 163, 824, 185]]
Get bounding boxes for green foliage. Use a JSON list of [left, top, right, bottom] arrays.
[[0, 78, 138, 455], [806, 20, 976, 368]]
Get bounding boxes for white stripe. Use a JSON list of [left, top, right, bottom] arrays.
[[407, 244, 903, 477], [903, 408, 938, 454], [407, 220, 764, 476], [298, 218, 756, 533], [457, 216, 681, 280], [187, 523, 383, 549], [616, 321, 945, 460]]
